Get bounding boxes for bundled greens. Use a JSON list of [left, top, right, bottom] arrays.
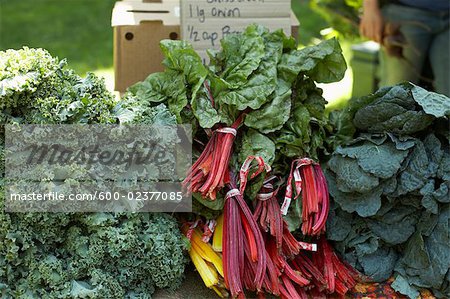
[[3, 25, 447, 299], [0, 48, 188, 298], [121, 24, 364, 298], [122, 25, 346, 214], [326, 83, 450, 298], [124, 25, 346, 151]]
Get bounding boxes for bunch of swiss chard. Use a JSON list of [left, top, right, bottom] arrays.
[[122, 24, 362, 297], [326, 83, 450, 299], [184, 160, 360, 298], [122, 24, 346, 209]]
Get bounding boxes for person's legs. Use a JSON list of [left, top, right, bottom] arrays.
[[380, 4, 434, 87], [429, 26, 449, 96]]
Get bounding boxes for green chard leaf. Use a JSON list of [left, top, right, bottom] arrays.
[[215, 65, 277, 110], [160, 40, 208, 99], [278, 38, 347, 84], [215, 27, 284, 111], [193, 192, 225, 211], [191, 89, 220, 128], [275, 104, 311, 158], [219, 24, 265, 87], [128, 71, 187, 121], [192, 193, 224, 219], [238, 128, 276, 166], [284, 197, 303, 232], [244, 79, 292, 133]]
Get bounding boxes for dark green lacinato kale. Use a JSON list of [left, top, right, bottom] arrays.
[[329, 83, 450, 145], [0, 48, 188, 298], [326, 83, 450, 298], [121, 25, 347, 217]]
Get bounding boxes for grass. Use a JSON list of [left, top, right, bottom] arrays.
[[0, 0, 354, 106], [0, 0, 116, 74]]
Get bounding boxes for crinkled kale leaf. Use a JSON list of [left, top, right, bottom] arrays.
[[326, 84, 450, 298]]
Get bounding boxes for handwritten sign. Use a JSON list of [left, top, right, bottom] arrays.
[[181, 0, 291, 53]]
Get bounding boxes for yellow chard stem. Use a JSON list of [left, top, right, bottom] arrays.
[[212, 213, 224, 253], [191, 228, 224, 277], [189, 248, 219, 288], [211, 285, 229, 298]]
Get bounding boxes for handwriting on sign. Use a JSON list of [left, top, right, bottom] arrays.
[[189, 5, 241, 23], [187, 25, 241, 47], [181, 0, 290, 57], [183, 0, 268, 47]]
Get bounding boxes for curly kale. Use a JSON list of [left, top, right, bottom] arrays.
[[0, 48, 188, 298], [0, 211, 188, 298], [0, 47, 117, 125]]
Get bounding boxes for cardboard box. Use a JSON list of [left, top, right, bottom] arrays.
[[112, 0, 180, 92], [112, 0, 300, 93]]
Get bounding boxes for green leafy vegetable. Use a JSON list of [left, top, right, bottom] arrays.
[[278, 38, 346, 84], [0, 48, 188, 298], [0, 48, 117, 125], [326, 83, 450, 298], [191, 90, 221, 128], [244, 79, 292, 133], [0, 26, 359, 298], [238, 129, 276, 166], [124, 24, 346, 184], [411, 85, 450, 118]]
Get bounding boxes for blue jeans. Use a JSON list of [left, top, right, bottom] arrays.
[[381, 4, 449, 96]]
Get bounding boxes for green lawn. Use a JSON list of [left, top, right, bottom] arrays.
[[0, 0, 353, 105], [0, 0, 116, 74]]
